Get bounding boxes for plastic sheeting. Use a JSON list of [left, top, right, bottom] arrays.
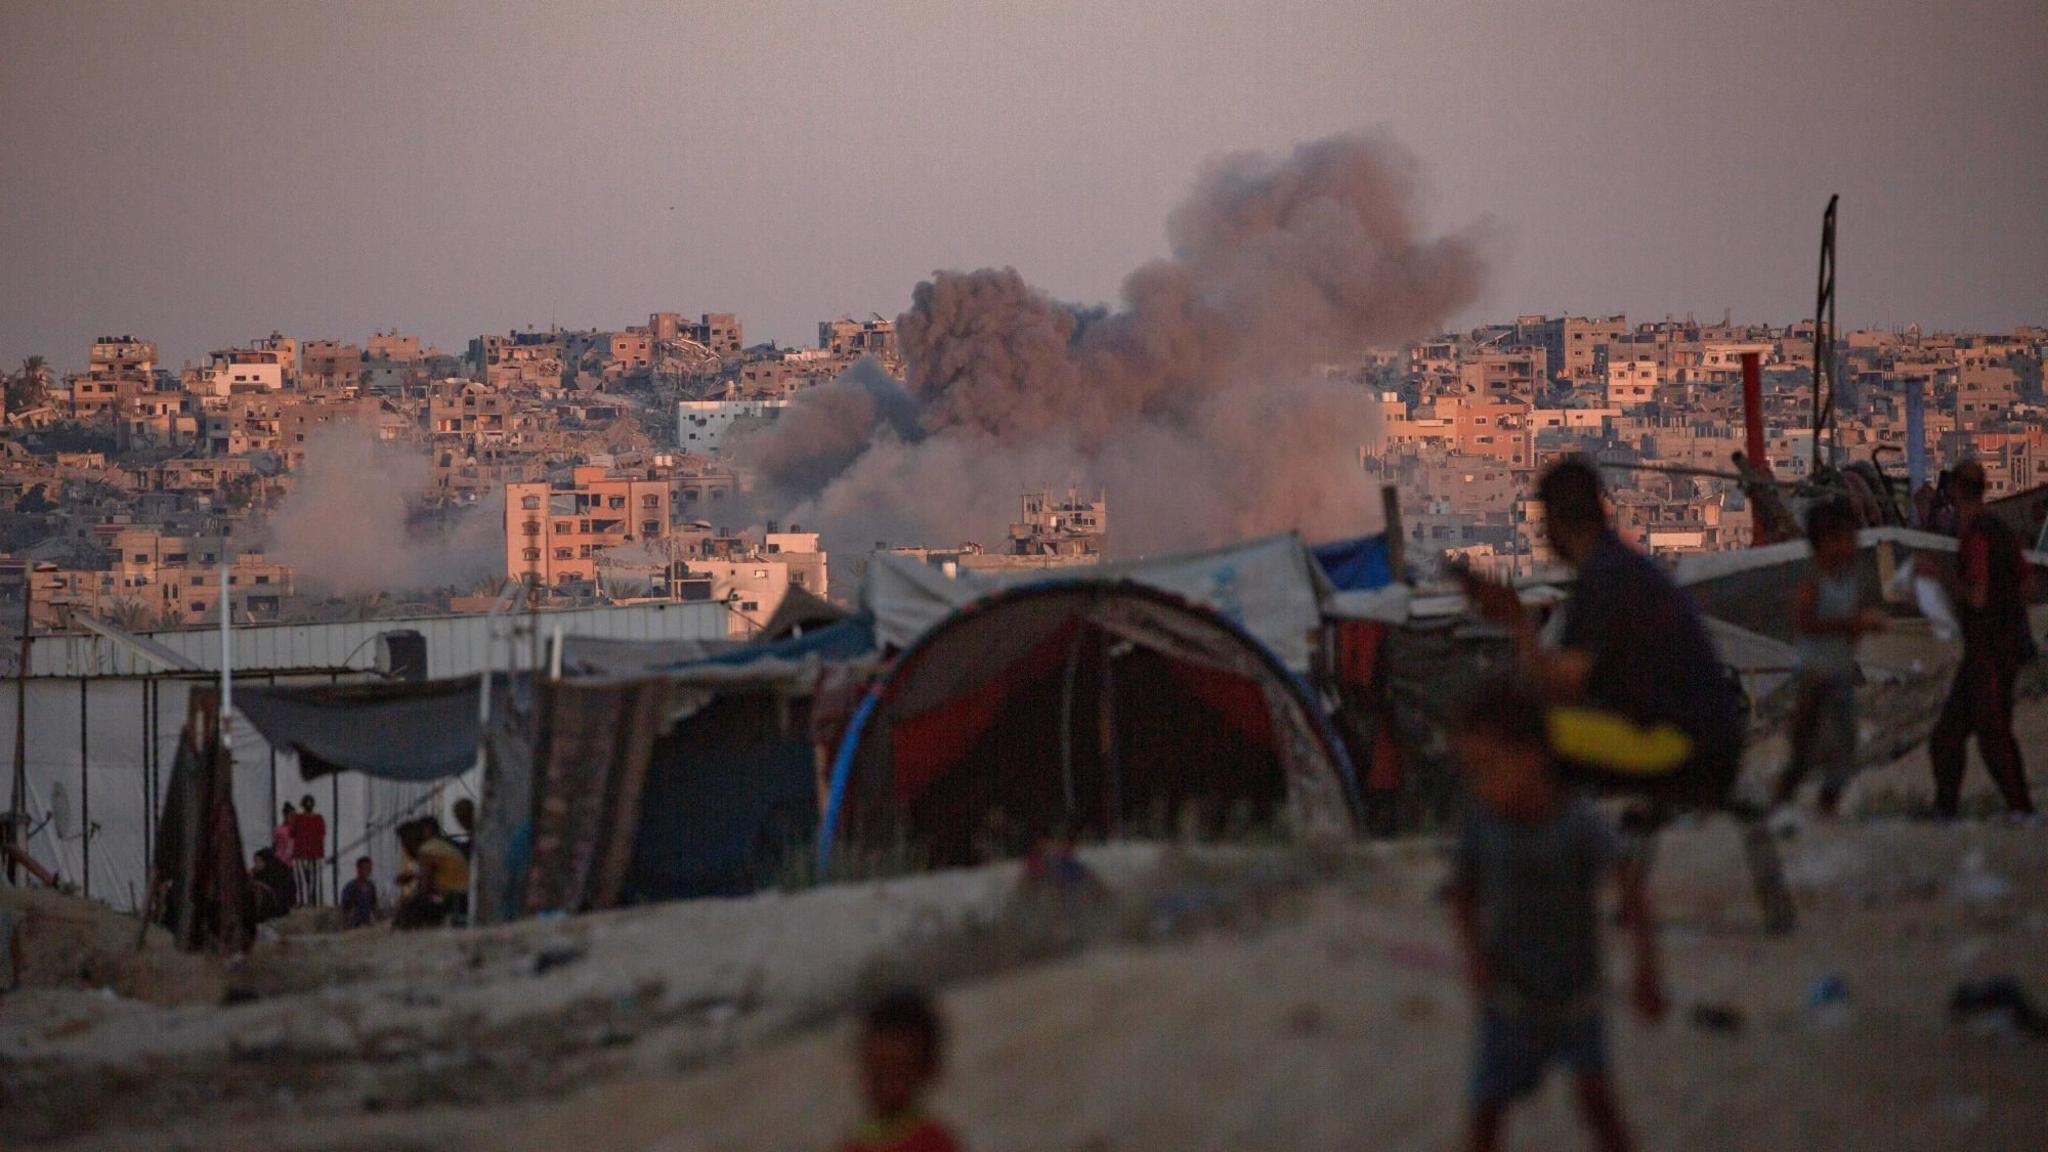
[[863, 533, 1332, 673], [234, 678, 482, 782]]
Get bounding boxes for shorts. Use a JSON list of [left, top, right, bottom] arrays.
[[1471, 1001, 1609, 1107]]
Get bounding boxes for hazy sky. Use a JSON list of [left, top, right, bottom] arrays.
[[4, 0, 2043, 373]]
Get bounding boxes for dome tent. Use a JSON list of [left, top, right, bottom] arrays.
[[820, 582, 1358, 868]]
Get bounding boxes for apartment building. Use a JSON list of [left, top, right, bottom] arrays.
[[504, 467, 672, 589], [677, 398, 788, 454]]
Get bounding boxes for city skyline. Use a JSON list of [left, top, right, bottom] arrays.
[[4, 0, 2045, 373]]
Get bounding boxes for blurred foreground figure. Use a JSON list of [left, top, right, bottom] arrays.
[[1445, 676, 1665, 1152], [843, 988, 962, 1152]]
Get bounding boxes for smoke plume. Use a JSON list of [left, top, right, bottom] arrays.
[[265, 425, 503, 597], [741, 130, 1485, 557]]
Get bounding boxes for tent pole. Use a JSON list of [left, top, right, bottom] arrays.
[[80, 678, 90, 900]]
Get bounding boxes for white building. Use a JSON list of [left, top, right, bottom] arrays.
[[676, 398, 788, 455]]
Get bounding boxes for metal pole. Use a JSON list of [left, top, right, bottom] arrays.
[[141, 678, 151, 872], [330, 669, 340, 904], [218, 561, 232, 759], [149, 678, 161, 831], [267, 672, 278, 825], [80, 678, 89, 900], [10, 572, 31, 879], [1905, 375, 1928, 497]]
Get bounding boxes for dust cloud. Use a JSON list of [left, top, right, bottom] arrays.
[[739, 131, 1484, 557]]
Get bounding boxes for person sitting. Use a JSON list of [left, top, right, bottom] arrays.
[[394, 818, 470, 930], [339, 855, 381, 929], [250, 848, 296, 923]]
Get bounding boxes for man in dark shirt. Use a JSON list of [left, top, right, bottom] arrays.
[[1464, 458, 1742, 804], [1930, 460, 2035, 816]]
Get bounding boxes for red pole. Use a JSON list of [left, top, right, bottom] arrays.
[[1741, 352, 1770, 477]]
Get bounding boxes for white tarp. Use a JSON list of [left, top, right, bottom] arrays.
[[863, 533, 1332, 672]]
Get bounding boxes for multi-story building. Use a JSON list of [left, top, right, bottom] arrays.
[[819, 316, 899, 360], [676, 398, 788, 455], [504, 467, 672, 589], [1604, 357, 1661, 409]]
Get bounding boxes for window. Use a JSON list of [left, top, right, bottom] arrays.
[[556, 521, 574, 534], [522, 547, 541, 562], [554, 548, 574, 560], [609, 496, 625, 509], [521, 495, 541, 510], [133, 553, 148, 563], [642, 494, 659, 508], [522, 520, 541, 536], [254, 575, 269, 585], [741, 602, 759, 612]]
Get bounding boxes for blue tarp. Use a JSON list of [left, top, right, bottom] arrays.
[[675, 614, 876, 671], [1312, 534, 1394, 592]]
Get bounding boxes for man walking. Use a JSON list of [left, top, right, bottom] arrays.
[[1930, 460, 2035, 817]]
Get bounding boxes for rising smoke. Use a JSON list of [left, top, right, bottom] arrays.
[[265, 425, 503, 597], [738, 131, 1484, 557]]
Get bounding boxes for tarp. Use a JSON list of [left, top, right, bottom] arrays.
[[822, 582, 1357, 867], [558, 635, 737, 677], [559, 616, 874, 678], [863, 533, 1332, 673], [234, 677, 482, 782], [153, 700, 253, 954], [1312, 533, 1395, 592]]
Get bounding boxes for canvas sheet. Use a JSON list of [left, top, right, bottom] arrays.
[[864, 533, 1330, 672]]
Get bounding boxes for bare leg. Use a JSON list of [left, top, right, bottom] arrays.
[[1467, 1103, 1505, 1152], [1575, 1073, 1635, 1152], [1741, 816, 1797, 935]]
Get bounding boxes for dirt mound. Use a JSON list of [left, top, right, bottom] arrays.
[[0, 886, 226, 1006]]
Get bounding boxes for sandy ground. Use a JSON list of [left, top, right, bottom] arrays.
[[5, 690, 2047, 1151]]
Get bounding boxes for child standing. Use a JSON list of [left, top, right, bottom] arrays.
[[1445, 677, 1666, 1152], [1777, 501, 1883, 814], [842, 989, 963, 1152]]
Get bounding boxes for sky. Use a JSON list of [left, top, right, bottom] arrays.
[[3, 0, 2044, 374]]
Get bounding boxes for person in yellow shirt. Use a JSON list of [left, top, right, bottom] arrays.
[[394, 818, 470, 929]]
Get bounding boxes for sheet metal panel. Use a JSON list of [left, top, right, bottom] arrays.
[[25, 601, 728, 679]]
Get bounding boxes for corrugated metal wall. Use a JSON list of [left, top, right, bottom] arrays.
[[25, 600, 728, 678], [3, 601, 727, 909]]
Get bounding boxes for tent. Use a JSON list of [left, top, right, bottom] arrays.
[[819, 582, 1357, 869], [863, 533, 1333, 674]]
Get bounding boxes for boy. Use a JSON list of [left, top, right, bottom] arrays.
[[340, 856, 380, 929], [1777, 500, 1883, 814], [842, 988, 962, 1152], [1445, 677, 1666, 1152]]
